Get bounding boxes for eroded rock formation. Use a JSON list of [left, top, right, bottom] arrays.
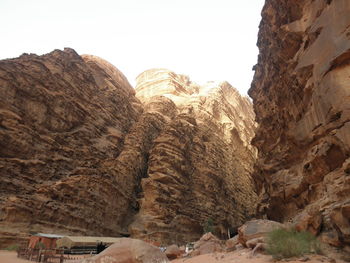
[[250, 0, 350, 248], [0, 48, 144, 246], [130, 69, 257, 244], [0, 50, 257, 247]]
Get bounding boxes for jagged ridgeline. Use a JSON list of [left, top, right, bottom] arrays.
[[0, 49, 257, 247]]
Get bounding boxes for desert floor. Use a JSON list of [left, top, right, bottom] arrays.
[[172, 248, 346, 263], [0, 250, 31, 263]]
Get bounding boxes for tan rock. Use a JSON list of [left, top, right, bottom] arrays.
[[0, 51, 258, 247], [292, 207, 322, 235], [238, 219, 283, 246], [226, 235, 239, 250], [165, 244, 183, 260], [320, 231, 342, 247], [0, 48, 143, 245], [249, 0, 350, 247], [77, 238, 169, 263], [246, 237, 265, 249], [190, 233, 225, 256], [129, 69, 258, 244]]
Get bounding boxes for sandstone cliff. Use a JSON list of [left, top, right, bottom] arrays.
[[0, 50, 257, 247], [0, 48, 145, 246], [250, 0, 350, 248], [130, 69, 257, 244]]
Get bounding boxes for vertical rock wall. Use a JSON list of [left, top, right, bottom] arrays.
[[130, 69, 257, 244], [250, 0, 350, 247], [0, 51, 258, 247]]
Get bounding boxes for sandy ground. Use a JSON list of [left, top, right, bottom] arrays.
[[0, 250, 31, 263], [172, 248, 347, 263], [1, 249, 347, 263], [0, 250, 92, 263]]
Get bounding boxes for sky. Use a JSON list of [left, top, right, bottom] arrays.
[[0, 0, 265, 95]]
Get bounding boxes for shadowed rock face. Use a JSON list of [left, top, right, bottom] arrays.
[[250, 0, 350, 247], [0, 51, 257, 247]]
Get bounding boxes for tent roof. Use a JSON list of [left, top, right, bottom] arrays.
[[56, 236, 120, 248], [64, 236, 120, 243], [33, 233, 64, 238]]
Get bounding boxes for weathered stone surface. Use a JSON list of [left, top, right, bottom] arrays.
[[0, 52, 257, 247], [130, 69, 258, 244], [238, 219, 283, 246], [292, 206, 322, 236], [0, 48, 144, 244], [225, 235, 239, 250], [165, 244, 183, 260], [190, 233, 225, 256], [78, 238, 169, 263], [250, 0, 350, 247]]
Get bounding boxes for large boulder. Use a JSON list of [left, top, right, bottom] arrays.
[[238, 219, 283, 246], [225, 235, 239, 250], [190, 233, 225, 256], [78, 238, 169, 263], [165, 244, 183, 260]]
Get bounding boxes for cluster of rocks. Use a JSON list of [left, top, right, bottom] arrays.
[[76, 219, 341, 263]]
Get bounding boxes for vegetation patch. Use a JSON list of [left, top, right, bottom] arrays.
[[266, 228, 321, 259]]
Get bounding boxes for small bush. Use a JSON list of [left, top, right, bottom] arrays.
[[266, 228, 321, 259], [6, 244, 19, 251]]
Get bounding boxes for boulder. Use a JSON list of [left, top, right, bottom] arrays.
[[78, 238, 169, 263], [190, 233, 225, 256], [165, 244, 183, 260], [246, 237, 265, 249], [292, 207, 322, 235], [238, 219, 283, 246], [225, 235, 239, 250]]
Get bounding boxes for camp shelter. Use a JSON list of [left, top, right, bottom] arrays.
[[28, 233, 63, 249], [56, 236, 120, 249]]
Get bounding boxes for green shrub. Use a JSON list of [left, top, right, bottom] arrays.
[[5, 244, 19, 251], [266, 228, 321, 259]]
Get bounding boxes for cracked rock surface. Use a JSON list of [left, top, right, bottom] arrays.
[[250, 0, 350, 247]]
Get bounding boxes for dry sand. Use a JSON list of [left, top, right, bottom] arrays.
[[0, 250, 31, 263], [172, 248, 347, 263], [1, 248, 347, 263]]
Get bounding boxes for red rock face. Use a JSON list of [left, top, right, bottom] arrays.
[[0, 51, 257, 247], [250, 0, 350, 247]]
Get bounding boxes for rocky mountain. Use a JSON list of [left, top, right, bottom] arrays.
[[0, 49, 257, 247], [250, 0, 350, 248], [0, 48, 143, 247], [130, 69, 257, 244]]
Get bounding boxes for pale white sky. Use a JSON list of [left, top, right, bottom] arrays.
[[0, 0, 264, 95]]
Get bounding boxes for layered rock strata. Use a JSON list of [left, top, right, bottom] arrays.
[[0, 48, 144, 246], [130, 69, 257, 244], [250, 0, 350, 248], [0, 50, 257, 247]]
